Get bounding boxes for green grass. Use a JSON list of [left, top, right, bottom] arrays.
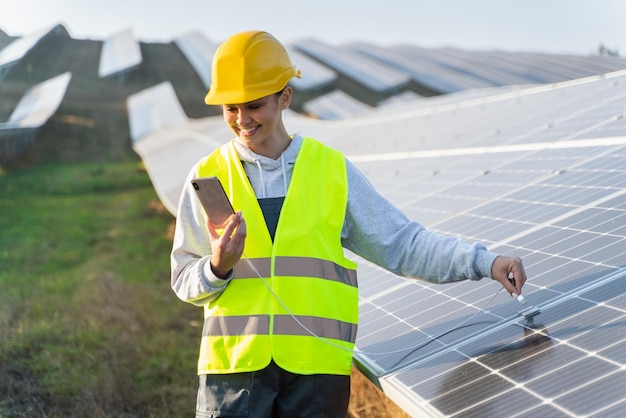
[[0, 160, 201, 417]]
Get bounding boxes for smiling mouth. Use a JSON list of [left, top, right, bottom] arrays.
[[238, 125, 259, 136]]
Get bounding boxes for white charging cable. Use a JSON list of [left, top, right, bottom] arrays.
[[243, 253, 506, 357]]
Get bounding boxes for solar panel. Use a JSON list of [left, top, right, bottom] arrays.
[[126, 81, 188, 142], [0, 71, 72, 129], [98, 28, 142, 78], [302, 89, 373, 120], [286, 46, 337, 92], [0, 70, 72, 162], [294, 38, 411, 93], [0, 24, 61, 70]]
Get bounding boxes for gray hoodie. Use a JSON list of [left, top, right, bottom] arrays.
[[171, 134, 498, 306]]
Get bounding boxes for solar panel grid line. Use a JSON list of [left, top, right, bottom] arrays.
[[548, 113, 626, 144], [551, 368, 626, 416], [434, 211, 624, 263], [479, 188, 626, 253], [447, 377, 543, 417], [498, 96, 626, 146], [357, 277, 414, 305], [584, 392, 626, 418], [567, 316, 626, 354], [429, 70, 622, 112], [533, 268, 626, 314], [575, 118, 626, 140], [399, 72, 626, 136], [426, 181, 571, 237], [497, 342, 585, 385], [470, 369, 577, 417], [501, 98, 621, 145]]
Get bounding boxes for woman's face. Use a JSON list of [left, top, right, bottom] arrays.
[[222, 88, 291, 157]]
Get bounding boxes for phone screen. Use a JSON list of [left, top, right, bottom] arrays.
[[191, 177, 235, 226]]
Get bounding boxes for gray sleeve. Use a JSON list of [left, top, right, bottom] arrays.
[[170, 165, 232, 306], [341, 159, 498, 283]]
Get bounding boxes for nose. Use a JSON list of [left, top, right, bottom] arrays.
[[236, 109, 249, 126]]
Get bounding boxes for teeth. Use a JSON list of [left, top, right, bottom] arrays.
[[240, 126, 257, 134]]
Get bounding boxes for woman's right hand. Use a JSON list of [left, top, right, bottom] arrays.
[[208, 211, 247, 279]]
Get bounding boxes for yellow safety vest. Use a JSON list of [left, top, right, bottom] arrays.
[[196, 137, 358, 375]]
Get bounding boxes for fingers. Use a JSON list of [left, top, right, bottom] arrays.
[[230, 215, 246, 247], [492, 255, 527, 297], [208, 211, 242, 240], [220, 211, 243, 240], [207, 212, 246, 278], [510, 260, 527, 295]]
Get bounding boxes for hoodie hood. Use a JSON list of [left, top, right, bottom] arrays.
[[233, 134, 303, 198]]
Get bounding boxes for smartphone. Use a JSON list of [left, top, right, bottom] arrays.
[[191, 177, 235, 226]]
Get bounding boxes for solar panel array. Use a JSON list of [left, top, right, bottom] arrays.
[[352, 141, 626, 416], [352, 42, 626, 95], [344, 73, 626, 416]]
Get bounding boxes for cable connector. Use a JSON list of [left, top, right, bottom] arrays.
[[507, 272, 526, 304], [512, 292, 526, 304], [518, 305, 541, 320]]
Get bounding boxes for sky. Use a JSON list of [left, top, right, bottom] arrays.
[[1, 0, 625, 56]]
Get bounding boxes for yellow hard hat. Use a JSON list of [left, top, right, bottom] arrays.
[[204, 30, 302, 105]]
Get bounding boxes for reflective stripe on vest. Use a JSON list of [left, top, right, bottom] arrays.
[[233, 256, 358, 288], [202, 314, 357, 342], [196, 137, 358, 375]]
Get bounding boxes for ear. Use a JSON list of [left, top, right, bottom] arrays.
[[279, 87, 292, 110]]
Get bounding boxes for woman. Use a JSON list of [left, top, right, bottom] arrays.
[[171, 30, 526, 418]]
